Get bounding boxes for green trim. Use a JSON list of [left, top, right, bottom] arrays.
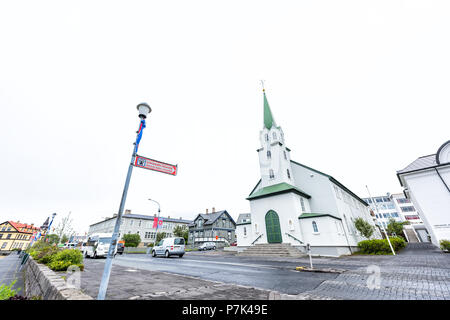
[[290, 160, 369, 207], [247, 182, 311, 200], [236, 222, 251, 226], [298, 213, 341, 220]]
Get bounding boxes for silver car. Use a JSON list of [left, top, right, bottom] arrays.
[[151, 237, 185, 258], [198, 242, 216, 251]]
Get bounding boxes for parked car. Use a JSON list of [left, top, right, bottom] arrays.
[[230, 242, 237, 246], [63, 242, 77, 249], [198, 242, 216, 251], [117, 241, 125, 255], [151, 237, 185, 258]]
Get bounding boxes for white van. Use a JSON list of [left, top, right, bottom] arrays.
[[83, 233, 117, 258], [151, 237, 185, 258]]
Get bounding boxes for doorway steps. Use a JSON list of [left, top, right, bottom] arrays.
[[238, 243, 306, 258]]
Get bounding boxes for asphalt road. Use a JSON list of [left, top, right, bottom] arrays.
[[97, 252, 339, 295]]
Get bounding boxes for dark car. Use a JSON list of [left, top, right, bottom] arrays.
[[117, 242, 125, 255]]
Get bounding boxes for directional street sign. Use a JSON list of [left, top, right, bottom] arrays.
[[134, 155, 178, 176]]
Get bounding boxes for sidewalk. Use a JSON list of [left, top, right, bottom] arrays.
[[0, 254, 25, 295]]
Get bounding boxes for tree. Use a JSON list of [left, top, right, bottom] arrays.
[[60, 235, 69, 244], [354, 217, 375, 239], [173, 225, 189, 244], [122, 233, 141, 247], [156, 232, 167, 243], [386, 218, 409, 238], [46, 234, 60, 245], [54, 212, 75, 244]]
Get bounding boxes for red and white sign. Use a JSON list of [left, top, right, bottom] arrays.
[[134, 155, 178, 176]]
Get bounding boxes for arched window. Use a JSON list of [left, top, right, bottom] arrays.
[[269, 169, 275, 179], [312, 221, 319, 233], [244, 227, 247, 236], [267, 150, 271, 159], [287, 169, 291, 179], [265, 134, 269, 142]]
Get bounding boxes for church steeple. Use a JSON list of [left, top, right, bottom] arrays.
[[263, 90, 276, 129], [257, 89, 294, 188]]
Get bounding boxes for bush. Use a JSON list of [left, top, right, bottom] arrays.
[[0, 280, 20, 300], [122, 234, 141, 247], [47, 249, 84, 272], [440, 240, 450, 251], [147, 243, 154, 247], [35, 246, 61, 264], [357, 237, 406, 255]]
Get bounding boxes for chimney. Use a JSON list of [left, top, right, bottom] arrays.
[[113, 213, 117, 217], [212, 207, 215, 213], [125, 209, 131, 215], [206, 209, 209, 214]]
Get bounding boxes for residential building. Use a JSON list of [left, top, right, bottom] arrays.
[[235, 90, 381, 257], [0, 221, 40, 253], [88, 209, 193, 246], [362, 194, 405, 229], [188, 208, 236, 247], [397, 140, 450, 247]]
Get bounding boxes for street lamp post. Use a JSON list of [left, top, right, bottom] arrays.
[[97, 102, 151, 300], [148, 198, 160, 246]]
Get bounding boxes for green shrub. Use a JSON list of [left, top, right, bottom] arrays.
[[0, 280, 19, 300], [35, 246, 61, 264], [123, 234, 141, 247], [440, 240, 450, 251], [147, 243, 154, 247], [357, 237, 406, 255], [47, 249, 84, 272]]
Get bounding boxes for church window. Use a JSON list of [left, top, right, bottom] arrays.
[[244, 227, 247, 236], [312, 221, 319, 233], [273, 132, 277, 140], [269, 169, 275, 179], [287, 169, 291, 179], [300, 197, 306, 212], [283, 151, 287, 160], [265, 134, 269, 142], [289, 220, 294, 231], [255, 224, 258, 233], [267, 150, 271, 159]]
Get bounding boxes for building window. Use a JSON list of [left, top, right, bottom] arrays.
[[283, 150, 287, 160], [287, 169, 291, 179], [6, 234, 11, 239], [289, 220, 294, 231], [1, 242, 7, 249], [255, 224, 258, 233], [401, 206, 415, 212], [269, 169, 275, 179], [273, 132, 277, 140], [243, 227, 247, 236], [265, 134, 269, 142], [312, 221, 319, 233], [300, 197, 306, 212], [267, 150, 271, 159]]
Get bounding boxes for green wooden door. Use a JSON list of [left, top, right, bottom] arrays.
[[265, 210, 282, 243]]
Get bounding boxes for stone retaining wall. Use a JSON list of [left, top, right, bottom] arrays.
[[24, 257, 93, 300]]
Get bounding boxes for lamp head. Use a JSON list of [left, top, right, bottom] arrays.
[[137, 103, 151, 119]]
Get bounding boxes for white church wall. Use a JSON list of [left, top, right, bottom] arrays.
[[236, 224, 253, 247], [249, 192, 304, 245], [403, 167, 450, 247], [299, 216, 348, 247]]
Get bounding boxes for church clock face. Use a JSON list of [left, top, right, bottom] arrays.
[[436, 140, 450, 164]]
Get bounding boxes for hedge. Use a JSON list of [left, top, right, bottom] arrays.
[[357, 237, 406, 255], [440, 240, 450, 251], [27, 240, 84, 271]]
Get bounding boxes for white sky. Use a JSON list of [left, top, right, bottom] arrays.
[[1, 1, 449, 234]]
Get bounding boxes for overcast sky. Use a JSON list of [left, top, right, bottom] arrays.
[[1, 1, 449, 234]]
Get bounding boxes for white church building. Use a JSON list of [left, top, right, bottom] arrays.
[[236, 90, 381, 257]]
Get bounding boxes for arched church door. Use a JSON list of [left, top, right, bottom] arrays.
[[265, 210, 282, 243]]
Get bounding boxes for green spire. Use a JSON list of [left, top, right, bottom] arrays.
[[263, 90, 275, 129]]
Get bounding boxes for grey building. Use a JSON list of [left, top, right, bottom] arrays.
[[188, 209, 236, 247], [88, 209, 193, 246]]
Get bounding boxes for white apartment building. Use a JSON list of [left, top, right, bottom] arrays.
[[88, 210, 193, 246]]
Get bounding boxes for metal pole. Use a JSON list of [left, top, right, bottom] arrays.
[[365, 185, 396, 255], [307, 243, 313, 269], [97, 120, 143, 300], [149, 199, 160, 246]]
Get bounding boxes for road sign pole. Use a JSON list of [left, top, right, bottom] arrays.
[[97, 120, 143, 300]]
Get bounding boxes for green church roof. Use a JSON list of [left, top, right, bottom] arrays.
[[263, 91, 275, 129], [298, 213, 341, 220], [246, 182, 311, 200]]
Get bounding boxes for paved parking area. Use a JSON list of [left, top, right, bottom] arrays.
[[0, 254, 25, 295]]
